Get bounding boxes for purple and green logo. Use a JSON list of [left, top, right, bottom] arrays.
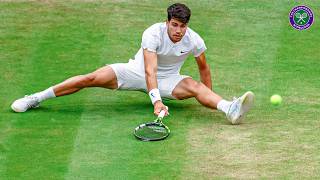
[[289, 5, 314, 30]]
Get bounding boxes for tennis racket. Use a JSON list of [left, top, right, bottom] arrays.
[[134, 110, 170, 141]]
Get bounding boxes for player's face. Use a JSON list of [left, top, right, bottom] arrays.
[[166, 19, 188, 43]]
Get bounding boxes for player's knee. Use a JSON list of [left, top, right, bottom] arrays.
[[189, 81, 203, 95], [77, 74, 96, 87], [182, 79, 203, 97]]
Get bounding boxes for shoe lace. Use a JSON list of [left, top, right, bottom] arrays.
[[228, 97, 240, 116], [24, 95, 40, 108]]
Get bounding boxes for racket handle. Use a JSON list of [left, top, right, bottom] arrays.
[[158, 110, 166, 119]]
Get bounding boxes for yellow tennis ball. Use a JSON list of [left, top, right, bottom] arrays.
[[270, 94, 282, 105]]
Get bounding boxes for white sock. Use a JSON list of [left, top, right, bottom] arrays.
[[217, 99, 232, 114], [33, 87, 56, 102]]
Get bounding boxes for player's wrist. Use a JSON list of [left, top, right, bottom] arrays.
[[149, 88, 162, 105], [153, 100, 162, 106]]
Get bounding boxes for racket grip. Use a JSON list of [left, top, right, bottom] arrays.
[[158, 110, 166, 119]]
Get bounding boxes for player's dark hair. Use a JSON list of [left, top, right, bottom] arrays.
[[167, 3, 191, 24]]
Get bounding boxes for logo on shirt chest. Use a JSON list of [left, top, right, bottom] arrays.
[[180, 50, 190, 55]]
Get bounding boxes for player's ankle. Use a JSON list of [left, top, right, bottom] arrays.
[[217, 99, 232, 114], [34, 87, 56, 102]]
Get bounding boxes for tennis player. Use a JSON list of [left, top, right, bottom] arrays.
[[11, 3, 254, 124]]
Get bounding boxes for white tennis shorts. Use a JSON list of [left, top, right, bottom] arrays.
[[109, 62, 189, 99]]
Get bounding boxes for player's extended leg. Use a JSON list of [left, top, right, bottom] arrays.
[[53, 66, 117, 96], [172, 78, 254, 124], [11, 66, 118, 112], [172, 78, 223, 109]]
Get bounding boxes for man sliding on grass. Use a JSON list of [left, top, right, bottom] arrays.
[[11, 3, 254, 125]]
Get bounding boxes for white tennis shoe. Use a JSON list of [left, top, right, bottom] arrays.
[[11, 95, 40, 112], [226, 91, 255, 125]]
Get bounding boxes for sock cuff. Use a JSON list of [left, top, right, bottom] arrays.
[[48, 87, 56, 97], [217, 99, 232, 114], [36, 87, 56, 102], [217, 99, 228, 111]]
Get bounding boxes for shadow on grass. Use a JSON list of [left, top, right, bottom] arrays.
[[6, 98, 229, 125]]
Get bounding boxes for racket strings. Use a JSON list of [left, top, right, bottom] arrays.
[[135, 124, 169, 140]]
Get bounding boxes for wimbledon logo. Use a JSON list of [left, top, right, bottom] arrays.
[[289, 5, 314, 30]]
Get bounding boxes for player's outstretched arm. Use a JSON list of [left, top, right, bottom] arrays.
[[195, 52, 212, 90], [143, 49, 169, 116], [144, 49, 158, 92]]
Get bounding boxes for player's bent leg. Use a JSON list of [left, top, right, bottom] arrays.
[[172, 78, 255, 125], [11, 66, 118, 112], [172, 78, 222, 109]]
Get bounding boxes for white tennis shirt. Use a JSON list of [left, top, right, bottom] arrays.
[[129, 22, 207, 77]]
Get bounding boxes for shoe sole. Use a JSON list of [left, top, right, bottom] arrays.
[[231, 91, 255, 125]]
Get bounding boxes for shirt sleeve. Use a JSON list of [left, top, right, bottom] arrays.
[[192, 33, 207, 57], [141, 28, 160, 53]]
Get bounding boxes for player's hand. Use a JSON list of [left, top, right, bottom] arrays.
[[154, 101, 169, 116]]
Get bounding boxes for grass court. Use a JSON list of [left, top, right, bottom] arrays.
[[0, 0, 319, 179]]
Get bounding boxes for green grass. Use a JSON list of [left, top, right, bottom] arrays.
[[1, 0, 319, 179]]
